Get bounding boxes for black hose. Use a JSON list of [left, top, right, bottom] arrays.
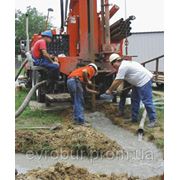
[[15, 59, 28, 81], [15, 80, 47, 118], [60, 0, 64, 31]]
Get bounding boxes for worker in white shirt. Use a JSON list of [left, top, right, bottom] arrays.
[[106, 53, 157, 128]]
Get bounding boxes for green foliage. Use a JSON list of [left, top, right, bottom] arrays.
[[15, 6, 52, 54], [155, 138, 164, 149]]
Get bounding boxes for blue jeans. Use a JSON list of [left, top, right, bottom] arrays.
[[119, 96, 126, 113], [131, 80, 156, 122], [67, 78, 85, 123], [33, 57, 59, 80], [119, 81, 131, 113]]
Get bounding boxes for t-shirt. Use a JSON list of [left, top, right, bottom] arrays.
[[31, 39, 47, 59], [115, 60, 153, 87], [68, 66, 95, 82]]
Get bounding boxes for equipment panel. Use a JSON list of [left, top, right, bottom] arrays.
[[47, 35, 69, 56]]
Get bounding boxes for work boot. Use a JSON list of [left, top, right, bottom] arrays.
[[84, 120, 90, 123], [80, 122, 91, 127], [73, 121, 91, 127], [15, 169, 18, 176], [131, 119, 138, 123], [147, 121, 157, 128], [123, 118, 138, 123]]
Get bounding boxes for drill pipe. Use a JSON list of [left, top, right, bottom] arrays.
[[110, 21, 131, 37], [110, 18, 124, 31]]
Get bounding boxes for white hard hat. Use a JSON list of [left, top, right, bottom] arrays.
[[58, 54, 66, 58], [109, 53, 123, 63], [88, 63, 98, 75]]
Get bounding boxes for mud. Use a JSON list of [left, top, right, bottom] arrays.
[[16, 162, 162, 180], [16, 162, 140, 180], [16, 125, 123, 157]]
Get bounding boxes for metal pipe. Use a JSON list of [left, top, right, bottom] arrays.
[[101, 0, 105, 44], [45, 11, 49, 30], [111, 26, 126, 37], [156, 58, 159, 81], [110, 18, 124, 31], [89, 0, 96, 110], [110, 22, 131, 37], [15, 80, 47, 118], [65, 0, 69, 22], [111, 30, 131, 40], [45, 8, 53, 30], [60, 0, 64, 32], [109, 4, 119, 19], [25, 13, 29, 52], [111, 31, 131, 42], [110, 15, 135, 32], [110, 18, 131, 34], [104, 0, 110, 45]]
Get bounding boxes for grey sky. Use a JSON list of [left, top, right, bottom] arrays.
[[15, 0, 164, 32]]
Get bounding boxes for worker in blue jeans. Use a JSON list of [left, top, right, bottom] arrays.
[[131, 80, 156, 122], [67, 63, 98, 126], [31, 30, 60, 81], [67, 78, 85, 123], [106, 53, 157, 128]]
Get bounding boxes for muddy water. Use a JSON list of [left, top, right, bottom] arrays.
[[16, 112, 163, 179]]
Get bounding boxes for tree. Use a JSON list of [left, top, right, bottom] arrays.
[[15, 6, 52, 55]]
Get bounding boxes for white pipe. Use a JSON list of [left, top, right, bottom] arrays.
[[137, 109, 147, 136]]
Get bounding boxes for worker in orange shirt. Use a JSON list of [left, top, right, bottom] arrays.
[[67, 63, 98, 126]]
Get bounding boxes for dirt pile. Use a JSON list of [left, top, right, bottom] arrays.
[[16, 162, 140, 180], [16, 125, 124, 157]]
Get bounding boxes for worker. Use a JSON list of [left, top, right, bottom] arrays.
[[67, 63, 98, 126], [31, 30, 60, 81], [106, 53, 157, 128]]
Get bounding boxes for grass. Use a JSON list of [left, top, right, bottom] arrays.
[[134, 107, 164, 150], [155, 138, 164, 149], [142, 103, 164, 150], [15, 89, 63, 127], [152, 108, 164, 149]]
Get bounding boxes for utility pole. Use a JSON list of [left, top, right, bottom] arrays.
[[45, 8, 53, 30]]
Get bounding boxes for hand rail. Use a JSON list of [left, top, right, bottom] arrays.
[[141, 55, 164, 83], [141, 55, 164, 66]]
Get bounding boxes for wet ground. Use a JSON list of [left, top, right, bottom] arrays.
[[16, 112, 163, 179]]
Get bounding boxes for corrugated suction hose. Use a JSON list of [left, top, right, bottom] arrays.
[[15, 80, 47, 118]]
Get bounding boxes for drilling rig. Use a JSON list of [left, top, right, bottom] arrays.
[[16, 0, 135, 117]]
